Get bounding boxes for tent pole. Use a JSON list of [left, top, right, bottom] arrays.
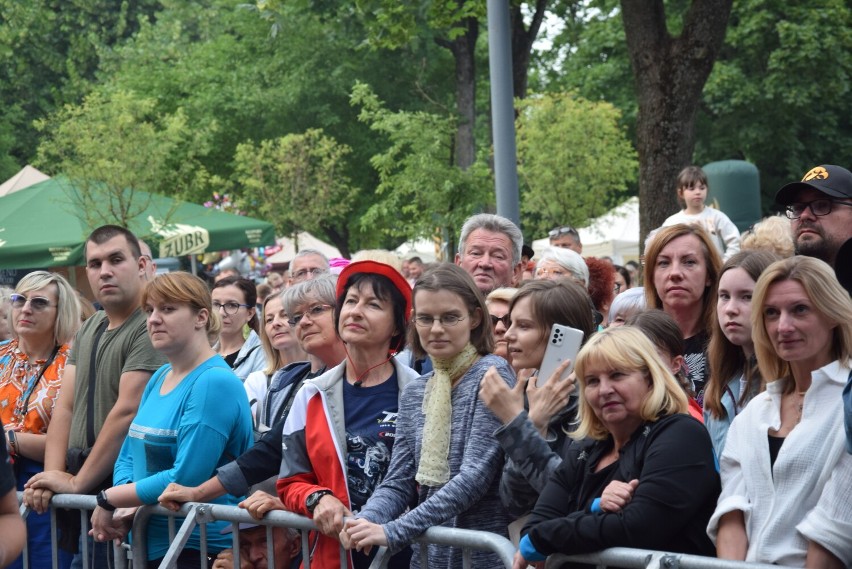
[[190, 255, 198, 276]]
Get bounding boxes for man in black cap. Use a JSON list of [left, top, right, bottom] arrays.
[[776, 164, 852, 268]]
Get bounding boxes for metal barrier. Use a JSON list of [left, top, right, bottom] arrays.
[[15, 494, 793, 569], [548, 549, 782, 569], [17, 492, 127, 569], [148, 502, 516, 569]]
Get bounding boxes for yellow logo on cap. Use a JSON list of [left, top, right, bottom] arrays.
[[802, 166, 829, 181]]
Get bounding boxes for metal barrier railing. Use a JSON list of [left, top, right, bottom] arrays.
[[549, 549, 783, 569], [17, 492, 127, 569], [16, 494, 790, 569]]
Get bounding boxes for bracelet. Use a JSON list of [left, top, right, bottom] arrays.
[[6, 430, 18, 457]]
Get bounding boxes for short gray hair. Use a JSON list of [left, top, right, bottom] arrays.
[[293, 248, 330, 269], [608, 286, 646, 323], [536, 247, 589, 286], [458, 214, 523, 265], [282, 274, 338, 315]]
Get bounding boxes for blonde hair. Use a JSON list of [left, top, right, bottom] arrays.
[[752, 257, 852, 386], [572, 326, 688, 441], [485, 287, 517, 305], [15, 271, 81, 345], [740, 215, 794, 258], [141, 272, 221, 338]]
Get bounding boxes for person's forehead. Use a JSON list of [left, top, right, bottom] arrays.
[[86, 235, 133, 261], [465, 229, 512, 251], [17, 283, 58, 300], [550, 233, 576, 245], [292, 254, 326, 269]]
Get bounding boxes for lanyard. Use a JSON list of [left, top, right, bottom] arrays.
[[15, 345, 61, 422]]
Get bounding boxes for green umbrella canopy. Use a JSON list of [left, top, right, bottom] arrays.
[[0, 176, 275, 269]]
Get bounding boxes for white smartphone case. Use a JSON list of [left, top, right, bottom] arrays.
[[536, 324, 584, 387]]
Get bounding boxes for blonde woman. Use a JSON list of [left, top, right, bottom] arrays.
[[515, 327, 719, 567]]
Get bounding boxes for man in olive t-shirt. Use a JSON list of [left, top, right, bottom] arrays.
[[24, 226, 164, 512]]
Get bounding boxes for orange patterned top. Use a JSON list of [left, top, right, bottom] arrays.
[[0, 340, 70, 434]]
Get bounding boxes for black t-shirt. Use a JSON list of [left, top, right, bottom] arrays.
[[683, 331, 709, 405]]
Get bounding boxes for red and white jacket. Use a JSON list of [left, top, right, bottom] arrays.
[[276, 359, 419, 569]]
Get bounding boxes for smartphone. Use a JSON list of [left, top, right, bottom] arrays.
[[536, 324, 584, 387]]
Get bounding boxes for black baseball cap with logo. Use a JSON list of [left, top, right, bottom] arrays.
[[775, 164, 852, 205]]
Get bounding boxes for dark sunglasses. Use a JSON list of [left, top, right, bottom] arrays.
[[490, 314, 510, 328]]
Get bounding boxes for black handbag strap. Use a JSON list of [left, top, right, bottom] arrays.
[[17, 344, 61, 417], [86, 320, 109, 448]]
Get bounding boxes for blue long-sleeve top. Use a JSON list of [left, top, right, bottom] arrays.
[[114, 355, 252, 560]]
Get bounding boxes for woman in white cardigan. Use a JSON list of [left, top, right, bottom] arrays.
[[708, 256, 852, 567]]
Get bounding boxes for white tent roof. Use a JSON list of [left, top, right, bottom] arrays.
[[0, 165, 50, 197], [266, 231, 341, 265], [533, 197, 640, 264], [394, 238, 447, 263]]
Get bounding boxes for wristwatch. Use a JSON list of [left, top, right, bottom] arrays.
[[97, 489, 117, 512], [305, 490, 334, 514]]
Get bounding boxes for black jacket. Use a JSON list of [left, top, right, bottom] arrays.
[[523, 413, 719, 560]]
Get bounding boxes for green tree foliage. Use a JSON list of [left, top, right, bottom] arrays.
[[0, 0, 162, 178], [34, 90, 217, 228], [516, 92, 637, 237], [695, 0, 852, 206], [351, 82, 493, 247], [233, 129, 358, 258], [97, 0, 456, 250]]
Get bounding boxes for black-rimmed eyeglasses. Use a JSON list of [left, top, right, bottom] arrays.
[[785, 199, 852, 219], [213, 301, 251, 315]]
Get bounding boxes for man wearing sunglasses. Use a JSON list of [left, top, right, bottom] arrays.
[[547, 225, 583, 254], [776, 164, 852, 268]]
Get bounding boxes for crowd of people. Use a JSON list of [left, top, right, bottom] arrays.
[[0, 162, 851, 569]]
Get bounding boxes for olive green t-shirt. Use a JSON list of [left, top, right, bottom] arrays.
[[67, 309, 165, 449]]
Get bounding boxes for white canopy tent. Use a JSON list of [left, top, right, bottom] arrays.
[[266, 231, 341, 265], [0, 165, 50, 197], [533, 197, 640, 265]]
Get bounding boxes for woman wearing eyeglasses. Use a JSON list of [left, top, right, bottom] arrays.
[[211, 276, 266, 382], [0, 271, 80, 569], [478, 279, 596, 517], [342, 263, 515, 568]]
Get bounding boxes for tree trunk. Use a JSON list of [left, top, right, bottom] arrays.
[[511, 0, 548, 100], [620, 0, 732, 248], [439, 17, 479, 170]]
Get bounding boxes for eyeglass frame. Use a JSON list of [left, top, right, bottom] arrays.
[[212, 301, 252, 315], [291, 267, 328, 281], [288, 304, 333, 327], [548, 226, 579, 238], [413, 314, 468, 328], [785, 198, 852, 220], [9, 294, 56, 311]]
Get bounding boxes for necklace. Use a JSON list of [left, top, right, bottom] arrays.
[[794, 390, 807, 424]]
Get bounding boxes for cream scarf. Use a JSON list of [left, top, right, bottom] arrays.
[[415, 343, 480, 487]]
